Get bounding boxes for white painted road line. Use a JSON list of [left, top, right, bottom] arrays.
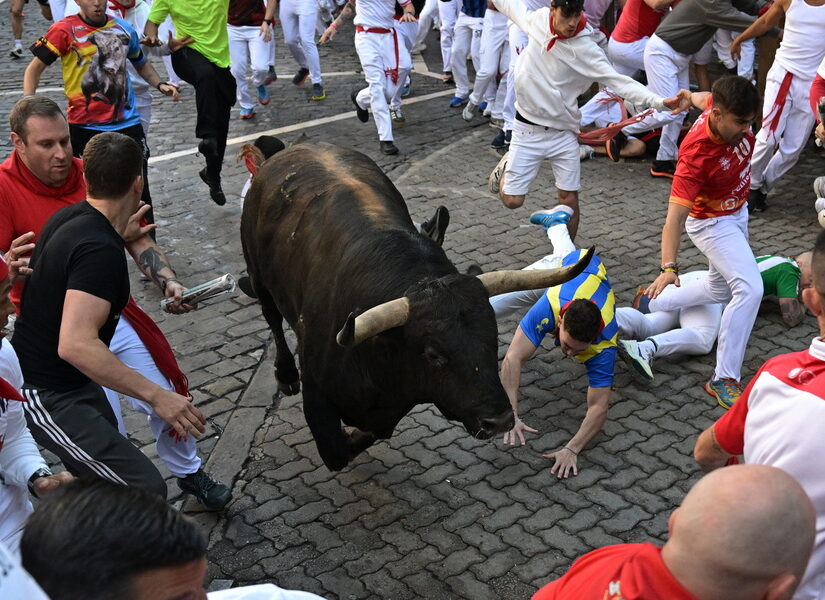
[[148, 87, 455, 165]]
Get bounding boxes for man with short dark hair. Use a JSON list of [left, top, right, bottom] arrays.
[[12, 132, 206, 499], [494, 206, 618, 479], [21, 478, 328, 600], [693, 229, 825, 600], [645, 76, 762, 409]]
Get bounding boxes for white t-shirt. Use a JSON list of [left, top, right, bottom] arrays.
[[209, 584, 327, 600], [353, 0, 409, 30]]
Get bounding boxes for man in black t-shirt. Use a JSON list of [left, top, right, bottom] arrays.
[[12, 133, 205, 498]]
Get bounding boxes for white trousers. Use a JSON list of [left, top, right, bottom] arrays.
[[616, 271, 723, 358], [438, 0, 460, 73], [390, 20, 418, 110], [469, 10, 510, 109], [355, 28, 412, 141], [490, 223, 576, 319], [579, 90, 625, 128], [648, 207, 762, 381], [623, 34, 689, 161], [505, 120, 580, 194], [607, 36, 647, 77], [451, 13, 483, 98], [229, 25, 274, 109], [750, 62, 816, 193], [104, 317, 201, 478], [280, 0, 323, 84], [713, 30, 755, 79], [413, 0, 440, 50], [503, 24, 528, 131]]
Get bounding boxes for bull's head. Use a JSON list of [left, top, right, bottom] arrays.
[[335, 248, 595, 439]]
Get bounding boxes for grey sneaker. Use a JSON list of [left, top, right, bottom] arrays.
[[177, 469, 232, 510], [489, 117, 504, 129], [579, 145, 594, 161], [462, 101, 478, 122], [390, 107, 405, 124], [9, 47, 23, 59], [814, 176, 825, 200], [488, 151, 508, 195], [618, 340, 654, 381]]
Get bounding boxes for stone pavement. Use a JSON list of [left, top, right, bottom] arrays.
[[1, 8, 824, 599]]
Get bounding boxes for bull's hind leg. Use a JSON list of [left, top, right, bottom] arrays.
[[256, 287, 301, 395], [302, 381, 376, 471]]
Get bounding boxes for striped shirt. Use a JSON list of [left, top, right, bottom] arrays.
[[756, 255, 800, 299], [519, 249, 617, 388]]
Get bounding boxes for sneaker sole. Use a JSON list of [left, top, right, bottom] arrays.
[[617, 344, 654, 381], [240, 113, 255, 120], [649, 169, 675, 179], [488, 154, 508, 195], [292, 73, 309, 86], [311, 94, 327, 101], [258, 97, 270, 105]]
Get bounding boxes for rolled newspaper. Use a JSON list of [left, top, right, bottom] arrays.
[[160, 274, 236, 309]]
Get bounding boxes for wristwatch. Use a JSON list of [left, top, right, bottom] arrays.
[[27, 467, 52, 495]]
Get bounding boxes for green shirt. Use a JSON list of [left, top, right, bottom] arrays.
[[149, 0, 230, 68], [756, 255, 800, 299]]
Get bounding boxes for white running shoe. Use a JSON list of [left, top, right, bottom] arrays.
[[462, 101, 478, 122], [816, 197, 825, 229], [488, 152, 509, 195], [579, 145, 594, 161], [618, 340, 654, 381], [814, 176, 825, 200]]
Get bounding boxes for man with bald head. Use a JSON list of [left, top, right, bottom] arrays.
[[695, 229, 825, 600], [533, 464, 815, 599]]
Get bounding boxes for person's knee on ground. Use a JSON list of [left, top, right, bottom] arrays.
[[500, 190, 525, 209]]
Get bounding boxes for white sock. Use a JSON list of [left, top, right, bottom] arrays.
[[14, 40, 22, 48]]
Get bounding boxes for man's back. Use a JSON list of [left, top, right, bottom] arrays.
[[13, 201, 129, 391]]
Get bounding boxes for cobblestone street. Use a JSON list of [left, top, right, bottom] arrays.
[[1, 6, 824, 598]]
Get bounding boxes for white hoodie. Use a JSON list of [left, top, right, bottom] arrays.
[[493, 0, 667, 132]]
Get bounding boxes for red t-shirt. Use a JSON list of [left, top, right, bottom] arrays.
[[669, 97, 755, 219], [0, 152, 86, 306], [228, 0, 266, 27], [611, 0, 667, 43], [533, 543, 697, 600]]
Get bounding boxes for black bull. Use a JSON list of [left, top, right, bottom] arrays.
[[241, 142, 593, 471]]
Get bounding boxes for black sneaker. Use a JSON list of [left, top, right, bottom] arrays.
[[310, 83, 326, 101], [292, 67, 309, 86], [650, 159, 676, 179], [748, 188, 767, 213], [605, 131, 627, 162], [380, 140, 399, 155], [263, 65, 277, 86], [420, 205, 450, 245], [177, 469, 232, 510], [199, 168, 226, 206], [491, 129, 507, 149], [351, 91, 369, 123]]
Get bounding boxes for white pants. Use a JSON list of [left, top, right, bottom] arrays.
[[229, 25, 274, 109], [607, 36, 647, 77], [648, 207, 762, 381], [469, 10, 510, 110], [490, 223, 576, 318], [104, 317, 201, 478], [623, 34, 689, 161], [714, 30, 755, 79], [579, 90, 625, 127], [280, 0, 323, 84], [438, 0, 460, 73], [389, 20, 418, 109], [750, 63, 816, 193], [616, 271, 723, 358], [355, 28, 412, 141], [503, 24, 528, 131], [451, 13, 483, 98], [413, 0, 440, 50], [504, 120, 580, 194]]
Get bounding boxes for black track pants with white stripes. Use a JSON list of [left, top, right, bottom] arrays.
[[21, 382, 168, 499]]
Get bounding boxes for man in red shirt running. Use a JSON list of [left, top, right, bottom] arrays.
[[533, 464, 815, 600]]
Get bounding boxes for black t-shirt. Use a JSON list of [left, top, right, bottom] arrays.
[[13, 201, 129, 391]]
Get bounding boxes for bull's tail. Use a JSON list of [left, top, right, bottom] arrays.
[[237, 135, 286, 176], [237, 275, 258, 299]]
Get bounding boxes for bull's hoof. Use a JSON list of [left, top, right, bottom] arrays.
[[276, 377, 301, 396], [275, 364, 300, 395], [344, 428, 376, 460]]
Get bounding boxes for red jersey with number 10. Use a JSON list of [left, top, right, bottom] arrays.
[[669, 97, 754, 219]]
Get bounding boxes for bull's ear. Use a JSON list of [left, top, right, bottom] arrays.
[[336, 312, 358, 347]]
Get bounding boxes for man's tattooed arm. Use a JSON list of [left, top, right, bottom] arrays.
[[138, 246, 177, 291], [779, 298, 805, 328]]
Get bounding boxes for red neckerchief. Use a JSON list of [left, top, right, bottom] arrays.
[[546, 14, 587, 51], [0, 377, 25, 403], [108, 0, 136, 17]]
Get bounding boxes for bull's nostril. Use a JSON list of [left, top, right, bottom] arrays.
[[481, 412, 515, 435]]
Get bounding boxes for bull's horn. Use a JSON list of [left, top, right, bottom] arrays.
[[477, 246, 595, 297], [336, 297, 411, 347]]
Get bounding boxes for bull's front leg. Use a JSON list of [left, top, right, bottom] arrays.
[[303, 381, 375, 471], [257, 287, 300, 395]]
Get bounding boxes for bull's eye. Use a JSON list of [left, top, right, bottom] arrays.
[[423, 346, 447, 368]]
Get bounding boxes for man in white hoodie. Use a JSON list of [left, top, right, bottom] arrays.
[[487, 0, 691, 238]]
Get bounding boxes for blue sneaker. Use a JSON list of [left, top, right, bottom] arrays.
[[239, 107, 255, 120], [529, 206, 573, 231], [479, 101, 488, 113], [449, 96, 467, 108], [705, 378, 743, 409], [257, 85, 270, 105]]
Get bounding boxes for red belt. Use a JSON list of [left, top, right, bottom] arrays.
[[356, 25, 392, 33]]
